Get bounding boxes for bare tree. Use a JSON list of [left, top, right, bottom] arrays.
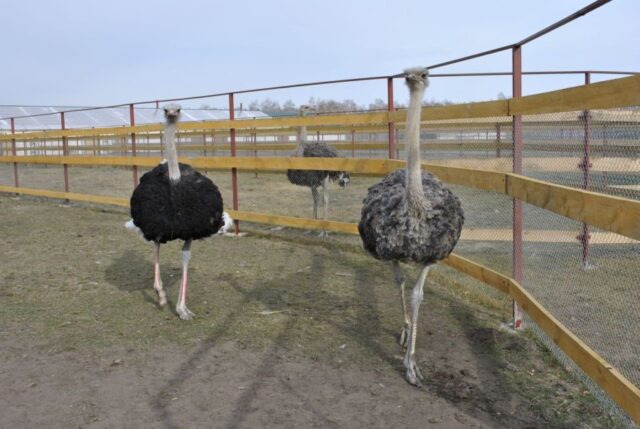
[[368, 98, 387, 111], [282, 100, 296, 111], [245, 96, 455, 113]]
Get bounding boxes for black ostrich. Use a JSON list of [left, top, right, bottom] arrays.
[[286, 105, 350, 236], [128, 104, 224, 320], [358, 69, 464, 386]]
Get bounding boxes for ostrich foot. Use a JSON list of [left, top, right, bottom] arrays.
[[398, 323, 410, 348], [153, 282, 167, 307], [404, 353, 424, 387], [155, 290, 167, 307], [176, 304, 195, 320]]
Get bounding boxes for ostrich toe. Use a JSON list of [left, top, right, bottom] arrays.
[[154, 288, 167, 307], [404, 353, 424, 387], [176, 304, 195, 320]]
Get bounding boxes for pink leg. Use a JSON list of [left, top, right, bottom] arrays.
[[176, 240, 195, 320], [153, 243, 167, 306]]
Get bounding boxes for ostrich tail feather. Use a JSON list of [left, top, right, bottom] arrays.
[[125, 219, 144, 238], [218, 212, 234, 235]]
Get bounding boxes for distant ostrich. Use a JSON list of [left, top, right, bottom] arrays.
[[358, 69, 464, 386], [286, 105, 350, 235], [128, 104, 225, 320]]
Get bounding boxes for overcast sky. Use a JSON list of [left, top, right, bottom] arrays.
[[2, 0, 638, 110]]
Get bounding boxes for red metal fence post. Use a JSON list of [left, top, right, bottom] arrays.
[[129, 104, 139, 187], [351, 128, 356, 158], [252, 129, 258, 178], [10, 118, 19, 190], [229, 93, 240, 234], [579, 72, 592, 268], [512, 45, 524, 329], [61, 112, 70, 203], [203, 131, 207, 157], [387, 77, 396, 159], [495, 123, 502, 158]]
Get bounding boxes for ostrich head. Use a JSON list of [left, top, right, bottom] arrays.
[[404, 67, 429, 91], [299, 105, 315, 116], [337, 172, 351, 188], [163, 104, 182, 124]]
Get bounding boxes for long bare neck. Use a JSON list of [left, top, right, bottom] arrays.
[[296, 117, 308, 156], [164, 122, 180, 181], [405, 83, 427, 208]]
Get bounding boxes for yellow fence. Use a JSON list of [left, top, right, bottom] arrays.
[[1, 73, 640, 423]]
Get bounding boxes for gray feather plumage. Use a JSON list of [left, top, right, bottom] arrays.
[[287, 142, 347, 187], [358, 169, 464, 265]]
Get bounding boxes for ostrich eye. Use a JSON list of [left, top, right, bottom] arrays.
[[421, 73, 426, 78]]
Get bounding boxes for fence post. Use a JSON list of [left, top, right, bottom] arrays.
[[351, 129, 356, 158], [387, 77, 396, 159], [229, 93, 240, 234], [512, 45, 524, 329], [129, 104, 139, 187], [578, 72, 592, 269], [203, 131, 207, 157], [10, 118, 19, 191], [60, 112, 70, 204], [602, 124, 608, 187], [252, 129, 258, 178], [495, 123, 501, 158]]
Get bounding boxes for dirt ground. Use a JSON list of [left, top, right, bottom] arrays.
[[0, 195, 623, 428]]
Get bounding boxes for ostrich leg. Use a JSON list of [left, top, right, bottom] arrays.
[[311, 186, 319, 219], [153, 242, 167, 306], [392, 261, 410, 348], [404, 264, 431, 387], [319, 177, 330, 237], [176, 239, 195, 320]]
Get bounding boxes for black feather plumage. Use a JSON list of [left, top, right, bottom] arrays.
[[130, 162, 224, 243]]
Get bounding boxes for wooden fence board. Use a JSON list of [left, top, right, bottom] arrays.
[[506, 174, 640, 241]]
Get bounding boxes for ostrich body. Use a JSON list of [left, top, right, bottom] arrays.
[[358, 69, 464, 385], [129, 104, 224, 320], [286, 106, 350, 233]]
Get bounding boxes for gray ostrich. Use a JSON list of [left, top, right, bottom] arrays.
[[286, 105, 350, 235], [358, 69, 464, 386]]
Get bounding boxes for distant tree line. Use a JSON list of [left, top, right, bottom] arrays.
[[198, 92, 518, 114], [198, 97, 456, 114]]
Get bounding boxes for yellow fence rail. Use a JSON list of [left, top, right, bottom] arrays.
[[2, 155, 638, 240]]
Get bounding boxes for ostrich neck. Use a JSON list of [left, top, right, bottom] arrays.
[[296, 124, 307, 156], [164, 122, 180, 181], [405, 84, 427, 209]]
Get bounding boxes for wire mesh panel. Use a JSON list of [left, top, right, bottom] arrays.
[[519, 108, 640, 425]]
